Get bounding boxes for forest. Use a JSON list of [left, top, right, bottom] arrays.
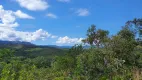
[[0, 18, 142, 80]]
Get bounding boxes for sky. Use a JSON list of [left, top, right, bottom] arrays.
[[0, 0, 142, 46]]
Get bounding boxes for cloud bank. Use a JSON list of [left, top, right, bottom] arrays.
[[0, 5, 51, 42]]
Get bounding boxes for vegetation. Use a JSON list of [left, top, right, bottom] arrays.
[[0, 18, 142, 80]]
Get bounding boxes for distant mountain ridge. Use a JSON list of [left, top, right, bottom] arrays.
[[0, 40, 36, 48], [0, 40, 34, 45], [0, 40, 67, 58], [0, 40, 90, 49], [0, 40, 72, 49]]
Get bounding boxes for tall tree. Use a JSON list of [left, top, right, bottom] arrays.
[[126, 18, 142, 45], [82, 25, 109, 48]]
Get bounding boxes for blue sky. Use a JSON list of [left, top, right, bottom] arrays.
[[0, 0, 142, 45]]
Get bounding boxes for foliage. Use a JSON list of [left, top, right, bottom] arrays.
[[82, 25, 109, 48]]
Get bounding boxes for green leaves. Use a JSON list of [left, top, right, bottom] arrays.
[[52, 56, 75, 71], [83, 24, 109, 48], [0, 61, 39, 80], [0, 49, 15, 60], [68, 44, 84, 57]]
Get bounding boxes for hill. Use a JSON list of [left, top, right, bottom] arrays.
[[0, 40, 36, 48], [0, 40, 67, 58]]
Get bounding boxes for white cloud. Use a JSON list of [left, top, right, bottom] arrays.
[[0, 5, 52, 42], [46, 13, 57, 19], [0, 5, 33, 28], [0, 22, 19, 28], [51, 35, 58, 38], [0, 28, 51, 42], [15, 0, 49, 11], [57, 0, 70, 3], [56, 36, 83, 45], [76, 8, 89, 16], [14, 10, 34, 19], [0, 5, 18, 28]]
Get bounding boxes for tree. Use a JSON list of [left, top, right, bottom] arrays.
[[82, 25, 109, 48], [126, 18, 142, 45], [0, 49, 15, 63], [68, 44, 84, 57], [52, 56, 75, 71], [0, 61, 38, 80], [118, 26, 135, 41], [107, 26, 138, 66], [82, 25, 97, 46]]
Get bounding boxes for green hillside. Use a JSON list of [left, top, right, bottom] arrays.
[[0, 42, 67, 58], [14, 47, 67, 58]]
